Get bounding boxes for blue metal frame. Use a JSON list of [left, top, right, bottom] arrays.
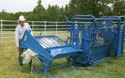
[[65, 15, 125, 66], [20, 30, 84, 77], [19, 15, 125, 77]]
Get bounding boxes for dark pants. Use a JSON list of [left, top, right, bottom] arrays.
[[19, 48, 23, 66], [19, 40, 32, 67]]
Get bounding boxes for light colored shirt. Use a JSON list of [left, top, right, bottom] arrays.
[[15, 23, 33, 46]]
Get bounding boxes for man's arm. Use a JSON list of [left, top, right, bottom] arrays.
[[15, 27, 19, 51]]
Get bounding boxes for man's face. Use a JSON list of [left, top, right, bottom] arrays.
[[19, 21, 25, 27]]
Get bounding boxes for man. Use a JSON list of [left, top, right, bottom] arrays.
[[15, 15, 33, 67]]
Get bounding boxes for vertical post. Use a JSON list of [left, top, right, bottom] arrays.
[[44, 21, 46, 36], [32, 21, 34, 35], [56, 22, 57, 36], [1, 20, 3, 46]]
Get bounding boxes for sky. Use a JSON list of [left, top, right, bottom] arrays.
[[0, 0, 70, 13]]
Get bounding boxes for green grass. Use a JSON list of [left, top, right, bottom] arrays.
[[0, 31, 125, 78], [0, 44, 125, 78]]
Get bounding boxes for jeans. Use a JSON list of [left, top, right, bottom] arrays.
[[19, 48, 23, 66]]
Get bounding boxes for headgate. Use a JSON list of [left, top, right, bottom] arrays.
[[20, 15, 125, 77]]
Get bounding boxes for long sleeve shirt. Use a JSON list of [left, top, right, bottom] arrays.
[[15, 23, 33, 46]]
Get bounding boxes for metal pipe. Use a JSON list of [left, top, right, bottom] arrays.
[[44, 21, 46, 36], [1, 20, 3, 46]]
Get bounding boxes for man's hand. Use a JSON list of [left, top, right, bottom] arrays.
[[17, 46, 19, 51]]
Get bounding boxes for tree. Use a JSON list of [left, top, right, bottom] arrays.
[[1, 0, 125, 21], [0, 10, 16, 20], [58, 7, 65, 21], [68, 0, 113, 17], [1, 10, 6, 19], [64, 5, 70, 17], [113, 0, 125, 15], [33, 0, 46, 21], [46, 5, 59, 21]]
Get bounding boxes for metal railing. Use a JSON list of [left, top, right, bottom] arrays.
[[0, 20, 125, 46], [0, 20, 69, 45]]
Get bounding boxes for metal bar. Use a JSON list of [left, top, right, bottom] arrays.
[[56, 22, 57, 36], [32, 21, 34, 31], [39, 38, 50, 48], [57, 28, 67, 29], [94, 57, 110, 65], [47, 64, 69, 71], [50, 37, 61, 47], [2, 29, 15, 31], [40, 38, 54, 48], [75, 18, 94, 20], [31, 25, 65, 27], [45, 38, 58, 47], [67, 22, 93, 24], [49, 38, 61, 47], [43, 38, 57, 47], [42, 38, 55, 47], [2, 37, 14, 38], [44, 21, 46, 36], [2, 20, 18, 22], [34, 32, 56, 34], [45, 21, 66, 23], [54, 37, 65, 46], [46, 38, 60, 47], [0, 20, 67, 45], [98, 18, 120, 20], [1, 41, 15, 43], [45, 25, 66, 26], [31, 28, 44, 31], [2, 24, 17, 26], [1, 20, 3, 46], [0, 33, 15, 34], [46, 28, 56, 29], [30, 25, 45, 27], [49, 37, 63, 47], [38, 40, 48, 48]]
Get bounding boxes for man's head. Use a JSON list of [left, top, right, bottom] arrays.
[[19, 15, 26, 27]]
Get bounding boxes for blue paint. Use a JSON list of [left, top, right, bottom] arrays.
[[19, 15, 125, 77]]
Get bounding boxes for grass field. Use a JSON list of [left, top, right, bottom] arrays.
[[0, 31, 125, 78]]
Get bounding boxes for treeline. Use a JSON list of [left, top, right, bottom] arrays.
[[0, 0, 125, 21]]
